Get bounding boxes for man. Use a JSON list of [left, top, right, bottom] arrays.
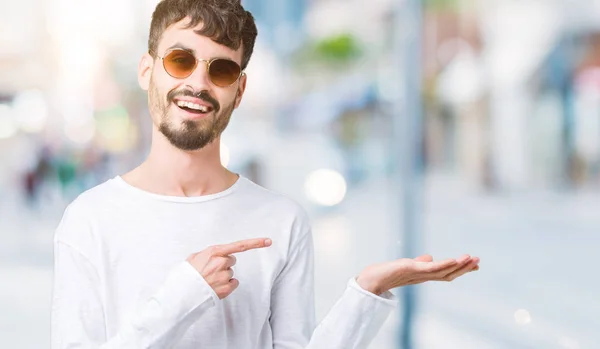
[[50, 0, 480, 348]]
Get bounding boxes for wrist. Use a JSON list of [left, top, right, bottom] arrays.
[[355, 275, 383, 295]]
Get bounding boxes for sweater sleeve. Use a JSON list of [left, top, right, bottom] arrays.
[[269, 211, 317, 348], [51, 203, 219, 349], [305, 277, 398, 349]]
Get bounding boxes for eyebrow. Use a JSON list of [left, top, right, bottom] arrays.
[[163, 43, 239, 64], [165, 43, 195, 55]]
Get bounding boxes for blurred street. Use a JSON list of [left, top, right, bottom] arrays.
[[3, 0, 600, 347], [2, 173, 598, 348]]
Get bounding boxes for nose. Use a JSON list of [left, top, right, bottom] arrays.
[[183, 59, 213, 92]]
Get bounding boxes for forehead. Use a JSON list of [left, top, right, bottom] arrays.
[[157, 18, 243, 63]]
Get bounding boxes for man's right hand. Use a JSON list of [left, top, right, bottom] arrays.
[[186, 238, 272, 299]]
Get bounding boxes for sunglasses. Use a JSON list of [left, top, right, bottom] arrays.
[[155, 49, 243, 87]]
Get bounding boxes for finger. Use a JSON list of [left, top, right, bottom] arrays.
[[414, 257, 476, 283], [468, 257, 480, 272], [443, 257, 479, 281], [423, 254, 471, 269], [229, 278, 239, 290], [226, 267, 234, 280], [417, 258, 459, 273], [224, 255, 237, 269], [213, 238, 272, 256], [431, 255, 472, 277], [217, 278, 239, 299]]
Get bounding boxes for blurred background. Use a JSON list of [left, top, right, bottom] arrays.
[[1, 0, 599, 347]]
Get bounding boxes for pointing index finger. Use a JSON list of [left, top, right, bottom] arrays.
[[213, 238, 272, 256]]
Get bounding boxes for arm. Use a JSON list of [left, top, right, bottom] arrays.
[[51, 206, 219, 349], [305, 278, 397, 349], [305, 253, 481, 349], [269, 216, 316, 348], [269, 211, 397, 349], [51, 240, 218, 349]]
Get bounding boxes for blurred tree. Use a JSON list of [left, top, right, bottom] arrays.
[[423, 0, 461, 11], [291, 33, 363, 70], [313, 34, 362, 63]]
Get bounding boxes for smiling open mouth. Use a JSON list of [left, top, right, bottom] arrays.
[[175, 100, 214, 114]]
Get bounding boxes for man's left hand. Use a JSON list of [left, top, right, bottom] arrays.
[[355, 254, 480, 295]]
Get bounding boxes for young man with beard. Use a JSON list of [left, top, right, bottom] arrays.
[[51, 0, 480, 348]]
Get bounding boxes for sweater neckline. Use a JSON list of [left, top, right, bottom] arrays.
[[111, 174, 245, 203]]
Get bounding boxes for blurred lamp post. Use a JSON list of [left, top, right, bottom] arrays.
[[393, 0, 424, 348]]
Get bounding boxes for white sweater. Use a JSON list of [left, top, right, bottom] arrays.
[[51, 175, 397, 349]]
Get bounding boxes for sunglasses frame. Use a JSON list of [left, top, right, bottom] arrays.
[[154, 48, 244, 87]]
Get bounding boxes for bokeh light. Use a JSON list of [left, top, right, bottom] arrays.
[[95, 106, 137, 153], [0, 104, 18, 140], [304, 169, 347, 206], [12, 90, 48, 134], [221, 142, 231, 168], [514, 309, 532, 325], [64, 119, 95, 145]]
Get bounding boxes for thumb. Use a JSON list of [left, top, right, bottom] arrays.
[[414, 254, 433, 262]]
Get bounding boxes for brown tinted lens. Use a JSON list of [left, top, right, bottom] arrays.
[[163, 50, 197, 78], [209, 59, 241, 87]]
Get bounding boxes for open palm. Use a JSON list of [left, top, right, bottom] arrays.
[[356, 254, 480, 295]]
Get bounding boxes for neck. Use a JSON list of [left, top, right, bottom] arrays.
[[123, 126, 238, 197]]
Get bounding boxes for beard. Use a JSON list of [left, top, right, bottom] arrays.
[[149, 79, 236, 151]]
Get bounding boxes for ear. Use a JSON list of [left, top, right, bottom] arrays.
[[138, 53, 154, 91], [233, 72, 247, 109]]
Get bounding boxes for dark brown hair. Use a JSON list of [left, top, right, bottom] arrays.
[[148, 0, 258, 70]]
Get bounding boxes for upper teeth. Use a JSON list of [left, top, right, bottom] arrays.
[[177, 101, 209, 112]]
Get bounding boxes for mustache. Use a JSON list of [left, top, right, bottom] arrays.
[[167, 89, 220, 112]]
